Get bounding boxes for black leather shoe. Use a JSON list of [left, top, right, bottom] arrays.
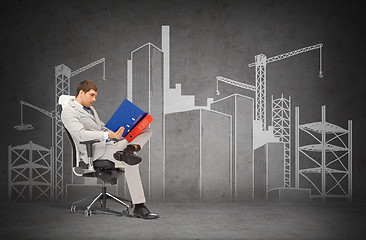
[[113, 149, 142, 165], [133, 205, 159, 220]]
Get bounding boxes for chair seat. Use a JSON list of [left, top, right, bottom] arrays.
[[93, 159, 115, 169], [81, 159, 124, 185]]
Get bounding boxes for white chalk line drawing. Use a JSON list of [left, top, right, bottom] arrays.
[[295, 106, 352, 201], [11, 25, 353, 202], [11, 58, 105, 200], [272, 95, 291, 188], [8, 141, 54, 201]]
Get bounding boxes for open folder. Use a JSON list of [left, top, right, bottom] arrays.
[[105, 99, 153, 143]]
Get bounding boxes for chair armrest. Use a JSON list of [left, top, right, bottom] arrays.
[[80, 139, 100, 158]]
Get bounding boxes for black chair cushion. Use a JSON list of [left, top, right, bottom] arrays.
[[93, 159, 115, 169], [81, 159, 124, 184]]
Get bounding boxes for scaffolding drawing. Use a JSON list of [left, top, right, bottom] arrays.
[[295, 106, 352, 201], [11, 58, 105, 201], [8, 141, 54, 201], [272, 95, 291, 188]]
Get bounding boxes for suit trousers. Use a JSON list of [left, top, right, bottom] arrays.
[[99, 127, 152, 204]]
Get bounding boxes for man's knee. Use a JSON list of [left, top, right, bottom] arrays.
[[144, 127, 152, 137]]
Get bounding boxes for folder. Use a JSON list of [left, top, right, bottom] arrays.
[[124, 113, 153, 142], [105, 99, 153, 142]]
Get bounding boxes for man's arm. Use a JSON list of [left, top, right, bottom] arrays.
[[101, 121, 109, 132], [61, 108, 105, 143]]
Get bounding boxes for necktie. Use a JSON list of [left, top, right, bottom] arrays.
[[83, 106, 89, 113]]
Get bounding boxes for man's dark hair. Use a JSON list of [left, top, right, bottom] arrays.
[[76, 80, 97, 96]]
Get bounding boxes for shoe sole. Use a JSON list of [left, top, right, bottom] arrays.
[[113, 152, 142, 165], [133, 214, 159, 220]]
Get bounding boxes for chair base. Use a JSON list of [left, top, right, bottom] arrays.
[[70, 185, 133, 217]]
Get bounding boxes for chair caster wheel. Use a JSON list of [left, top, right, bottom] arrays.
[[121, 208, 129, 216], [84, 209, 92, 217], [71, 205, 78, 213]]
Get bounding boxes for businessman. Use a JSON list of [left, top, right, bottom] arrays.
[[61, 80, 158, 219]]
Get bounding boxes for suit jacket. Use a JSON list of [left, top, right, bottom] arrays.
[[61, 99, 109, 163]]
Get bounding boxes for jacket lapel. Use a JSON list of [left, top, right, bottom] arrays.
[[68, 100, 99, 124], [89, 105, 100, 123], [69, 100, 89, 116]]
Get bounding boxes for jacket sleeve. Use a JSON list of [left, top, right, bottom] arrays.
[[101, 121, 109, 132], [61, 107, 105, 143]]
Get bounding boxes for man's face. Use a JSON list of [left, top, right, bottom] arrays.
[[79, 89, 97, 108]]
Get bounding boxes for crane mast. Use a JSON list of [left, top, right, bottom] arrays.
[[54, 57, 106, 200], [215, 44, 323, 189], [248, 43, 323, 131]]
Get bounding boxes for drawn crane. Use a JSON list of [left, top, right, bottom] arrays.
[[14, 101, 55, 131], [54, 57, 105, 199], [248, 43, 323, 131], [216, 43, 323, 131], [14, 57, 106, 200], [216, 43, 323, 189]]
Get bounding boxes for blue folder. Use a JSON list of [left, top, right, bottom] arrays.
[[105, 99, 147, 137]]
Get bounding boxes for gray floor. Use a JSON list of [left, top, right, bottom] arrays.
[[1, 200, 365, 240]]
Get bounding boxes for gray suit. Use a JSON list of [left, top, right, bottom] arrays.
[[61, 99, 108, 163], [61, 99, 150, 204]]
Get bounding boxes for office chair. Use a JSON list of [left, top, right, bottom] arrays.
[[58, 95, 132, 217]]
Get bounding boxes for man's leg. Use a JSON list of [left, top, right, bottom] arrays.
[[128, 127, 152, 150], [124, 164, 146, 204], [101, 128, 158, 219], [101, 140, 146, 203], [113, 127, 152, 165]]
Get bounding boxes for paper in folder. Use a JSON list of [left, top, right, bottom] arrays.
[[105, 99, 153, 143]]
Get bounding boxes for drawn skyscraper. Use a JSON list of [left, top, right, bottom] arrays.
[[128, 43, 164, 200], [211, 94, 254, 200]]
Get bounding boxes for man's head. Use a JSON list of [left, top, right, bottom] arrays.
[[75, 80, 98, 108]]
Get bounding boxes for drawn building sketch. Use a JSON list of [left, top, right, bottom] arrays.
[[295, 106, 352, 201], [165, 109, 232, 201], [10, 24, 353, 203], [128, 42, 164, 200], [211, 94, 254, 200], [254, 142, 285, 201], [127, 26, 214, 201]]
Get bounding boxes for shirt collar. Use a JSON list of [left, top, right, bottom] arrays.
[[74, 99, 84, 109]]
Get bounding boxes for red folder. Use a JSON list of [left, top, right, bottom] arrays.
[[125, 114, 153, 143]]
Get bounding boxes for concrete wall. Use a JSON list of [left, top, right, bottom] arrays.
[[1, 1, 365, 202]]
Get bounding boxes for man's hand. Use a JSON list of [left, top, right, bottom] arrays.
[[108, 126, 125, 139]]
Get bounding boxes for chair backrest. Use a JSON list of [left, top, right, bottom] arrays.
[[59, 95, 75, 109], [58, 95, 123, 184], [58, 95, 92, 175]]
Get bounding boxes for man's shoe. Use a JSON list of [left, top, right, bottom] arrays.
[[133, 205, 159, 220], [113, 149, 142, 165]]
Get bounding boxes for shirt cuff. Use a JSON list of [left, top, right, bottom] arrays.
[[104, 132, 109, 142]]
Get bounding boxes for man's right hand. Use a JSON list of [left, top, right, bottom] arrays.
[[108, 126, 125, 139]]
